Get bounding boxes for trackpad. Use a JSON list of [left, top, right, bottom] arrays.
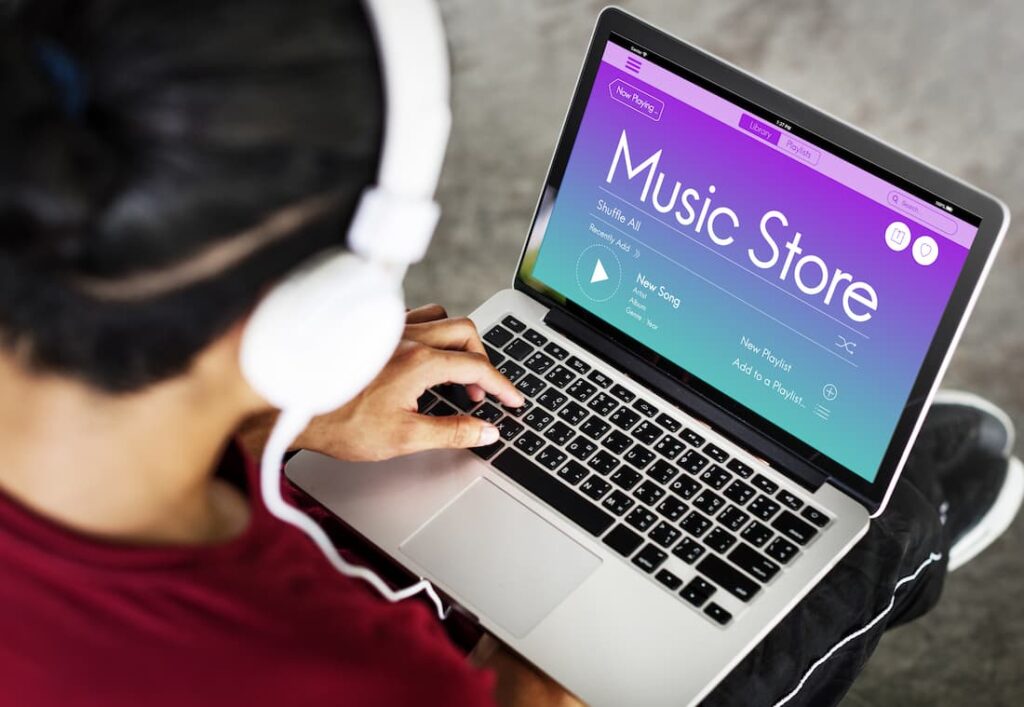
[[400, 479, 601, 638]]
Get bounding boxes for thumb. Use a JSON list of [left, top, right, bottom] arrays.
[[405, 413, 501, 453]]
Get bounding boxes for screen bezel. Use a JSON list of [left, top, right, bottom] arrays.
[[512, 7, 1007, 512]]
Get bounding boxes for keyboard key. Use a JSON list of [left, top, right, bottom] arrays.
[[543, 421, 574, 446], [483, 344, 504, 367], [726, 458, 754, 478], [523, 328, 547, 347], [587, 450, 620, 475], [719, 506, 750, 532], [680, 511, 712, 537], [580, 476, 612, 501], [655, 568, 683, 590], [692, 490, 725, 517], [776, 489, 803, 511], [646, 459, 678, 485], [536, 388, 567, 412], [610, 467, 642, 491], [625, 507, 657, 533], [632, 421, 663, 446], [566, 379, 597, 402], [609, 383, 635, 403], [678, 449, 709, 474], [472, 402, 503, 423], [470, 438, 503, 460], [557, 401, 588, 425], [514, 431, 545, 455], [515, 373, 545, 398], [501, 315, 526, 333], [566, 356, 591, 375], [523, 409, 553, 432], [623, 444, 655, 471], [672, 537, 705, 564], [749, 495, 782, 521], [544, 365, 575, 389], [655, 413, 681, 432], [632, 480, 665, 506], [740, 520, 773, 547], [766, 536, 799, 564], [427, 400, 457, 417], [654, 436, 685, 460], [602, 489, 635, 516], [656, 497, 688, 522], [700, 465, 732, 490], [801, 506, 829, 528], [416, 391, 438, 413], [601, 430, 632, 454], [536, 445, 567, 471], [503, 338, 533, 361], [772, 510, 818, 545], [729, 543, 781, 583], [632, 398, 658, 418], [680, 427, 706, 447], [697, 554, 759, 602], [543, 341, 569, 360], [483, 324, 513, 347], [587, 392, 617, 416], [669, 476, 700, 500], [438, 383, 477, 412], [704, 527, 737, 557], [752, 474, 779, 495], [558, 461, 589, 486], [609, 407, 641, 431], [649, 521, 682, 548], [704, 602, 732, 625], [502, 399, 531, 417], [703, 443, 729, 463], [524, 351, 555, 375], [723, 480, 755, 506], [580, 416, 610, 440], [491, 449, 613, 536], [497, 360, 525, 383], [566, 436, 597, 461], [586, 369, 613, 388], [603, 524, 643, 557], [680, 576, 716, 607], [632, 543, 667, 573]]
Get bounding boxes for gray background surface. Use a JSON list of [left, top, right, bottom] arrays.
[[411, 1, 1024, 703]]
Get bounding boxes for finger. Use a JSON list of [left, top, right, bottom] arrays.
[[405, 303, 448, 325], [405, 316, 487, 356], [404, 413, 500, 452], [409, 347, 523, 407]]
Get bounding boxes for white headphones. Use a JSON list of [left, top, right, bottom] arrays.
[[238, 0, 454, 620]]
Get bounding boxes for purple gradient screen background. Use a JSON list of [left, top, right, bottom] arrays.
[[530, 55, 971, 481]]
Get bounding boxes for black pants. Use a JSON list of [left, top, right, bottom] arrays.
[[704, 452, 950, 706]]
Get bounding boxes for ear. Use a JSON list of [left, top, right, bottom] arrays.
[[189, 315, 268, 413]]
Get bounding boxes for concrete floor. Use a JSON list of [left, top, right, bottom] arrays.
[[409, 1, 1024, 703]]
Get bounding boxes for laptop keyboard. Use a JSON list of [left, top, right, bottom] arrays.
[[419, 315, 832, 628]]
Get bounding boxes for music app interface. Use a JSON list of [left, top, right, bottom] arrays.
[[529, 36, 979, 481]]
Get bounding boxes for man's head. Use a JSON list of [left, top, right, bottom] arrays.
[[0, 0, 383, 393]]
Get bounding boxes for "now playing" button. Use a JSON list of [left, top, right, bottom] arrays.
[[575, 244, 622, 302]]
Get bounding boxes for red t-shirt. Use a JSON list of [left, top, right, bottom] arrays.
[[0, 443, 496, 706]]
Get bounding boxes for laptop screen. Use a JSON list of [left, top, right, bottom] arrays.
[[519, 33, 982, 483]]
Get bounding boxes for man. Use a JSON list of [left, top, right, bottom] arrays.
[[0, 1, 1018, 705]]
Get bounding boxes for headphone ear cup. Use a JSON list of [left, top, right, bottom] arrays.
[[240, 251, 406, 415]]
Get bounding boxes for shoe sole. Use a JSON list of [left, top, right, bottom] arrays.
[[948, 456, 1024, 572], [932, 389, 1016, 457]]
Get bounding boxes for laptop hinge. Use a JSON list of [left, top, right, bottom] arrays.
[[543, 307, 827, 492]]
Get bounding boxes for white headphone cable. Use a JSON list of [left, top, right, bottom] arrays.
[[259, 409, 451, 621]]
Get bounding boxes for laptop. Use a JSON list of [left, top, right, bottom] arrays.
[[287, 8, 1008, 705]]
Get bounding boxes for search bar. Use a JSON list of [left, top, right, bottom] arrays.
[[886, 190, 958, 236]]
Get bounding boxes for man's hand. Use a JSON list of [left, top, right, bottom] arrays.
[[238, 304, 524, 461]]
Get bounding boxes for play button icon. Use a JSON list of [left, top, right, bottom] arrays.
[[575, 244, 621, 302]]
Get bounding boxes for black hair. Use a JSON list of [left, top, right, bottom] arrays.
[[0, 0, 383, 391]]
